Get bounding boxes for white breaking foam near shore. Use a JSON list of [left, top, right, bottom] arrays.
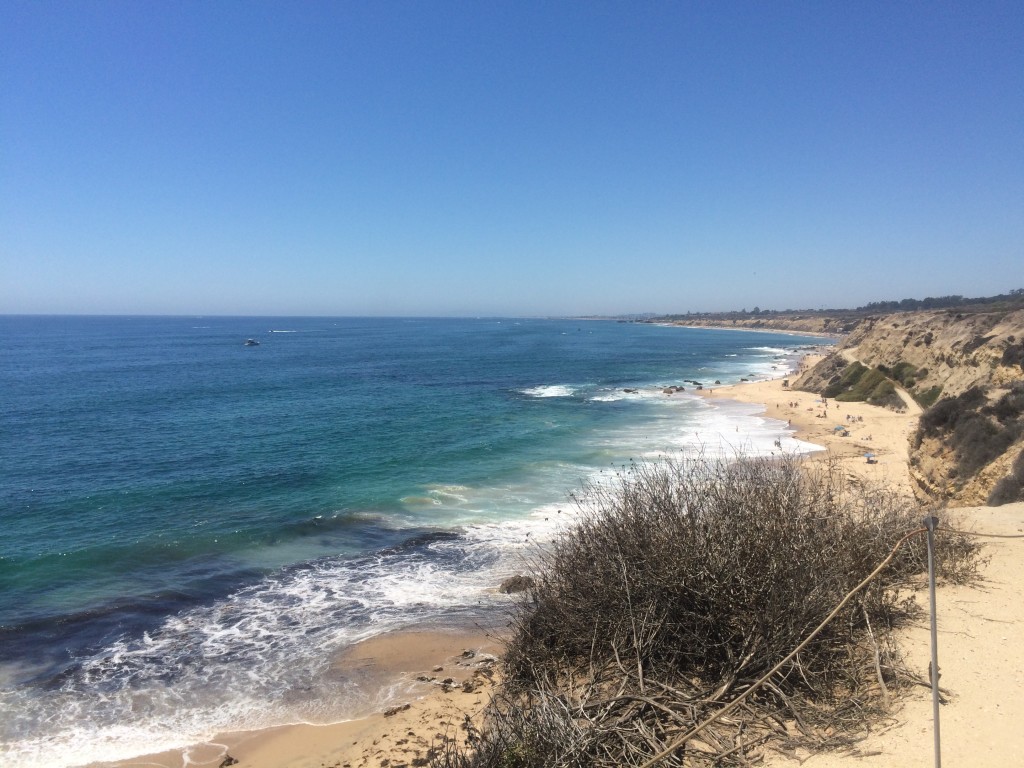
[[590, 387, 670, 402], [0, 533, 514, 768], [1, 364, 825, 768], [520, 384, 575, 398]]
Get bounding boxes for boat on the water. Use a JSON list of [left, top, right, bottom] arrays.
[[244, 338, 260, 346]]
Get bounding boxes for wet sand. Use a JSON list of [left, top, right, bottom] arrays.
[[101, 630, 504, 768]]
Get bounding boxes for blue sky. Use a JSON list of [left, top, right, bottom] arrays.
[[2, 2, 1022, 316]]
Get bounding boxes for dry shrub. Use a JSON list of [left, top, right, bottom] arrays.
[[918, 384, 1024, 484], [988, 448, 1024, 506], [433, 455, 981, 767]]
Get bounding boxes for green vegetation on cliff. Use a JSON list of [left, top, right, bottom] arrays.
[[914, 383, 1024, 505], [819, 361, 904, 409]]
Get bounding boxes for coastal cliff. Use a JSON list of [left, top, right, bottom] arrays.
[[796, 308, 1024, 505], [842, 309, 1024, 398], [659, 313, 859, 336]]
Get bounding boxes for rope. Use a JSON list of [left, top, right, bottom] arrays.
[[936, 526, 1024, 539], [638, 526, 928, 768]]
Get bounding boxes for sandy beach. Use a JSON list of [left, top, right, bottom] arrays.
[[707, 366, 1024, 767], [103, 630, 505, 768], [704, 354, 920, 495], [103, 366, 1024, 768]]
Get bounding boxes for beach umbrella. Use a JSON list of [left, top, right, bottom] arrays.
[[864, 452, 876, 459], [834, 425, 846, 431]]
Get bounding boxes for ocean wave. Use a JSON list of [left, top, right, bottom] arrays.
[[426, 484, 471, 504], [590, 392, 634, 402], [590, 388, 649, 402], [0, 530, 512, 768], [0, 319, 834, 768], [520, 385, 575, 398], [590, 387, 700, 403], [0, 394, 826, 768], [399, 495, 442, 507]]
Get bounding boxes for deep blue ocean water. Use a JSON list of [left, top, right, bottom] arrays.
[[0, 315, 827, 767]]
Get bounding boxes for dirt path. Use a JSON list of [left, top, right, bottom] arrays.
[[839, 347, 923, 415]]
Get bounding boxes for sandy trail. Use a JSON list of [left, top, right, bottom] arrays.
[[707, 371, 1024, 767]]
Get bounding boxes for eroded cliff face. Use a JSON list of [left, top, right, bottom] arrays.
[[795, 308, 1024, 505], [842, 309, 1024, 400]]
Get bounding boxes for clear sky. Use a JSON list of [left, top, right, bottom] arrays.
[[2, 2, 1022, 316]]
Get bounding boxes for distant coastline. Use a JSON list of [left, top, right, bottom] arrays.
[[664, 321, 839, 339]]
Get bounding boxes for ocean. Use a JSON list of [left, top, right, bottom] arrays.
[[0, 315, 827, 767]]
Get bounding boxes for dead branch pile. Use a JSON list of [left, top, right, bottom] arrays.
[[431, 455, 981, 767]]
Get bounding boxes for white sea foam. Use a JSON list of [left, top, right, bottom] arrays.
[[427, 484, 471, 504], [1, 348, 829, 768], [520, 385, 575, 398], [590, 388, 659, 402], [400, 495, 442, 507], [710, 345, 803, 383], [0, 532, 514, 768]]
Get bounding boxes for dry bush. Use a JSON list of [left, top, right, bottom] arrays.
[[988, 448, 1024, 506], [918, 384, 1024, 484], [432, 455, 981, 767]]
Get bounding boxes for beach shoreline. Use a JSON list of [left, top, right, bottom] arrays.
[[99, 629, 506, 768], [703, 355, 918, 495], [668, 323, 840, 339], [100, 356, 1024, 768]]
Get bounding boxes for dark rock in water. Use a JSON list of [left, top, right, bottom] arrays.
[[715, 380, 722, 385], [499, 575, 535, 593], [219, 757, 238, 768], [460, 649, 475, 658]]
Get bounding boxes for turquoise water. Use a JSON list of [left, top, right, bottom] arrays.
[[0, 316, 826, 767]]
